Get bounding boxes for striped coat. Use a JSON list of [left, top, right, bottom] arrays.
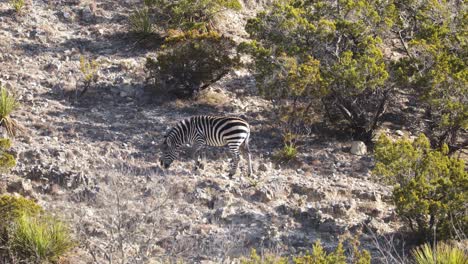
[[160, 116, 252, 177]]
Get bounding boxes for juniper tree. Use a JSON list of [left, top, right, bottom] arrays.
[[241, 0, 398, 142]]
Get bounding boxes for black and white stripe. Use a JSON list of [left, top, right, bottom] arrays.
[[160, 115, 252, 177]]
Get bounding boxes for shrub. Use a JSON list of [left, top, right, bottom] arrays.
[[9, 214, 74, 263], [0, 195, 74, 263], [0, 138, 16, 172], [274, 132, 300, 162], [412, 242, 467, 264], [0, 194, 42, 226], [394, 0, 467, 152], [145, 0, 241, 32], [241, 240, 370, 264], [242, 0, 397, 142], [146, 30, 239, 98], [10, 0, 25, 13], [78, 55, 99, 97], [374, 134, 468, 241], [0, 85, 20, 137], [129, 7, 153, 36]]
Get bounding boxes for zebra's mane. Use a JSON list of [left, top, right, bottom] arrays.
[[165, 117, 192, 140]]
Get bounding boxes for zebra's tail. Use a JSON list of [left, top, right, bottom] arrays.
[[244, 131, 253, 176]]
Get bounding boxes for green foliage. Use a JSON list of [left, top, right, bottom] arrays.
[[78, 55, 99, 97], [146, 30, 239, 97], [242, 0, 397, 142], [241, 240, 370, 264], [274, 132, 300, 162], [9, 214, 74, 263], [412, 242, 468, 264], [79, 56, 99, 84], [146, 0, 241, 32], [374, 134, 468, 241], [276, 143, 298, 161], [241, 248, 288, 264], [0, 138, 16, 173], [0, 195, 42, 225], [394, 0, 467, 150], [0, 85, 20, 137], [129, 7, 153, 36], [10, 0, 25, 13], [0, 195, 74, 263]]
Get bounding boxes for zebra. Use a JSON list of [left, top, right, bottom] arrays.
[[159, 115, 252, 178]]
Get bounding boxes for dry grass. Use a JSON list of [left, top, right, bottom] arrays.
[[196, 88, 230, 107]]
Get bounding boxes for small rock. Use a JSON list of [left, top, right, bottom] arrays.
[[7, 179, 33, 195], [258, 163, 268, 172], [350, 141, 367, 155], [44, 61, 61, 73], [252, 187, 274, 203], [81, 6, 94, 22], [310, 159, 321, 166], [62, 11, 73, 21], [395, 130, 404, 136], [49, 184, 62, 195]]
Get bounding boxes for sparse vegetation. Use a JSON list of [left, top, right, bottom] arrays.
[[0, 85, 21, 137], [0, 195, 74, 263], [10, 0, 25, 13], [274, 132, 300, 162], [0, 138, 16, 172], [146, 30, 239, 97], [144, 0, 241, 32], [9, 214, 74, 263], [374, 134, 468, 242], [241, 240, 370, 264], [412, 242, 467, 264], [129, 7, 153, 37], [78, 55, 99, 97]]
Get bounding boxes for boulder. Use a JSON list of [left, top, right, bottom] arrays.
[[350, 141, 367, 155]]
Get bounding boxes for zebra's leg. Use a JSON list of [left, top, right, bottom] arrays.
[[244, 137, 253, 177], [192, 142, 205, 170], [228, 149, 240, 179]]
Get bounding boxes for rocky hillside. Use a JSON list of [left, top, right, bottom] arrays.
[[0, 0, 408, 263]]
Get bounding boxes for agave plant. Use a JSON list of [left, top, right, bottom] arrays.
[[412, 242, 468, 264], [0, 86, 20, 137]]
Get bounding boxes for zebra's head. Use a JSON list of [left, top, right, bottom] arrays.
[[160, 135, 177, 169]]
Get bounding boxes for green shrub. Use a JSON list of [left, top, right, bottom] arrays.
[[10, 0, 25, 13], [274, 132, 300, 162], [129, 7, 153, 36], [0, 195, 74, 263], [374, 134, 468, 241], [78, 55, 99, 97], [0, 138, 16, 172], [412, 242, 467, 264], [241, 240, 370, 264], [394, 0, 467, 152], [9, 214, 74, 263], [146, 30, 239, 98], [0, 194, 42, 225], [241, 0, 397, 142], [0, 85, 21, 137]]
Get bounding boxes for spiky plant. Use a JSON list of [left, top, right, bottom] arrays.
[[129, 7, 153, 36], [8, 213, 75, 263], [412, 243, 468, 264], [10, 0, 25, 13], [0, 86, 20, 137]]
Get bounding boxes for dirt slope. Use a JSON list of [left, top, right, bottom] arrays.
[[0, 1, 401, 263]]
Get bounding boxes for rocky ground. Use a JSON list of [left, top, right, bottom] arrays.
[[0, 0, 408, 263]]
